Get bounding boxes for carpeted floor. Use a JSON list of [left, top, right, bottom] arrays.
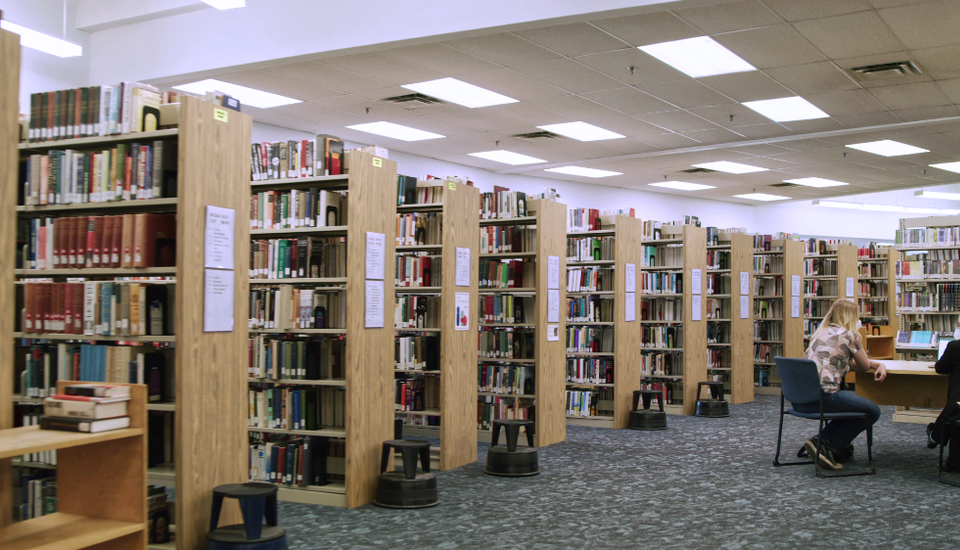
[[278, 396, 960, 550]]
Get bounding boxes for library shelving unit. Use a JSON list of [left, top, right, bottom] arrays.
[[753, 239, 804, 396], [249, 150, 397, 506], [640, 224, 706, 416], [802, 244, 859, 345], [858, 246, 897, 360], [0, 382, 147, 550], [478, 199, 566, 447], [3, 92, 252, 550], [706, 233, 753, 404], [394, 179, 478, 470], [564, 215, 642, 429]]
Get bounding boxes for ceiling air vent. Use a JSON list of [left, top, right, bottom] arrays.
[[770, 183, 798, 188], [848, 61, 922, 82], [381, 93, 445, 110], [679, 167, 715, 174], [512, 131, 565, 143]]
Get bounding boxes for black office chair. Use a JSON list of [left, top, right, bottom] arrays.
[[936, 407, 960, 487], [772, 356, 875, 478]]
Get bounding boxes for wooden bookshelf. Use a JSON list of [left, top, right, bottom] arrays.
[[752, 239, 804, 395], [707, 233, 753, 404], [858, 247, 896, 333]]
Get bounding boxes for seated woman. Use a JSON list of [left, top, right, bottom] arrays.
[[927, 321, 960, 472], [796, 299, 887, 470]]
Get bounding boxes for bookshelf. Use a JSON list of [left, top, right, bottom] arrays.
[[478, 199, 566, 447], [802, 243, 858, 342], [4, 93, 252, 550], [0, 382, 147, 550], [858, 246, 897, 357], [565, 215, 642, 429], [248, 150, 397, 506], [753, 238, 804, 395], [706, 232, 754, 404], [640, 223, 706, 416], [395, 179, 478, 470]]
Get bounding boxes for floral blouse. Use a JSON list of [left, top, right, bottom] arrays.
[[805, 324, 862, 393]]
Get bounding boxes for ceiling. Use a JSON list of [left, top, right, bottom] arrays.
[[159, 0, 960, 205]]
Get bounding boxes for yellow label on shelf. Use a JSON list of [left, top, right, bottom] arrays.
[[373, 157, 383, 168], [213, 108, 229, 122], [447, 181, 457, 191]]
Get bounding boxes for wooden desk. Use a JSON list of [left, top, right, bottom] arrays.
[[856, 360, 948, 415]]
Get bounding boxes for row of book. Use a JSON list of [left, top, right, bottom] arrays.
[[895, 226, 960, 248], [567, 266, 612, 293], [397, 213, 442, 246], [566, 295, 612, 323], [755, 300, 784, 320], [859, 262, 889, 278], [643, 299, 682, 322], [755, 277, 783, 297], [395, 336, 439, 371], [248, 387, 344, 431], [396, 255, 439, 288], [478, 329, 535, 359], [250, 189, 345, 230], [642, 326, 682, 349], [480, 259, 530, 289], [858, 244, 888, 259], [480, 225, 536, 255], [247, 337, 344, 381], [566, 326, 614, 353], [859, 300, 888, 318], [26, 83, 164, 143], [639, 381, 677, 406], [641, 352, 682, 377], [19, 213, 175, 270], [18, 470, 56, 521], [754, 322, 783, 343], [477, 396, 532, 431], [803, 279, 837, 297], [754, 255, 783, 274], [248, 436, 343, 488], [250, 237, 345, 280], [567, 236, 613, 262], [707, 323, 728, 345], [20, 282, 172, 336], [896, 259, 960, 280], [936, 283, 960, 312], [896, 290, 938, 312], [397, 175, 443, 206], [754, 344, 778, 364], [641, 218, 697, 240], [804, 238, 846, 255], [641, 244, 682, 267], [248, 287, 344, 330], [752, 233, 793, 252], [708, 349, 726, 370], [397, 413, 439, 427], [565, 357, 613, 385], [479, 295, 534, 324], [802, 320, 820, 338], [14, 408, 56, 465], [396, 295, 440, 329], [395, 377, 439, 412], [481, 188, 530, 220], [567, 207, 602, 232], [250, 137, 344, 181], [859, 281, 887, 297], [643, 272, 681, 295], [706, 249, 730, 270], [896, 330, 940, 348], [566, 389, 613, 417], [803, 258, 838, 276], [705, 273, 730, 295], [21, 141, 175, 206], [20, 344, 163, 399], [803, 300, 833, 318], [478, 364, 533, 395]]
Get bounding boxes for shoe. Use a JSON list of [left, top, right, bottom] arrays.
[[927, 423, 938, 449], [805, 439, 843, 470], [836, 443, 855, 464], [799, 436, 817, 458]]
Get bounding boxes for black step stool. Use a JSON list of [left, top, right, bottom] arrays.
[[628, 389, 667, 430], [208, 482, 287, 550], [485, 419, 539, 476], [374, 439, 438, 509], [695, 381, 729, 418]]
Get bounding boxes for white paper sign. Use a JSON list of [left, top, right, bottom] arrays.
[[740, 272, 749, 296], [691, 295, 702, 321], [740, 295, 749, 319], [455, 247, 471, 287], [791, 296, 801, 318], [791, 275, 801, 297], [547, 256, 560, 290], [455, 292, 470, 330], [365, 280, 384, 328], [625, 292, 636, 322], [204, 205, 235, 270], [846, 277, 855, 298], [691, 268, 702, 295], [203, 269, 234, 332], [625, 263, 637, 293], [547, 324, 560, 341], [548, 289, 560, 323], [365, 232, 386, 281]]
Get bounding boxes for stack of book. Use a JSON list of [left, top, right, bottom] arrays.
[[40, 384, 131, 433]]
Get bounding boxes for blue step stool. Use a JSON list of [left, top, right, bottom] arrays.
[[208, 482, 287, 550]]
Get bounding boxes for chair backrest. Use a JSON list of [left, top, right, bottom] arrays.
[[774, 357, 821, 404]]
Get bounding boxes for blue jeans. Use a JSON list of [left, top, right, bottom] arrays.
[[793, 390, 881, 452]]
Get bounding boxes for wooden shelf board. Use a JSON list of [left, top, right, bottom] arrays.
[[397, 203, 442, 213], [148, 541, 177, 550], [0, 425, 143, 460], [395, 327, 441, 332], [804, 254, 838, 258], [249, 328, 345, 335], [755, 273, 785, 278], [480, 252, 537, 259], [249, 278, 346, 286], [896, 246, 960, 252], [11, 460, 54, 469], [147, 463, 175, 482], [17, 198, 178, 216], [397, 245, 443, 253], [251, 226, 347, 237], [394, 409, 441, 417], [146, 402, 176, 412], [567, 260, 614, 266], [643, 239, 682, 244], [642, 374, 683, 380], [395, 286, 441, 293], [708, 294, 731, 298], [896, 279, 960, 283], [899, 311, 957, 315], [567, 352, 614, 357], [643, 293, 682, 298], [565, 415, 615, 428], [247, 426, 345, 438], [565, 382, 614, 388], [478, 287, 537, 294], [19, 128, 179, 150], [478, 323, 535, 327], [479, 216, 537, 226], [251, 174, 349, 191], [707, 319, 732, 322], [477, 358, 535, 364], [16, 267, 176, 277], [640, 266, 682, 272], [248, 378, 346, 386], [707, 269, 731, 274], [478, 392, 535, 398], [566, 322, 614, 326], [13, 332, 175, 342], [640, 320, 683, 324], [567, 229, 615, 237], [394, 369, 440, 375], [0, 512, 144, 550], [754, 386, 782, 395], [642, 347, 683, 352], [567, 291, 614, 296]]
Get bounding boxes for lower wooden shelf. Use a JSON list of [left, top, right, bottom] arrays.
[[0, 512, 143, 550], [754, 386, 781, 396], [565, 415, 615, 428], [0, 425, 144, 460]]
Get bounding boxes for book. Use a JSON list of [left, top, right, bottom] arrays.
[[39, 415, 130, 433], [44, 395, 129, 419], [64, 384, 131, 398]]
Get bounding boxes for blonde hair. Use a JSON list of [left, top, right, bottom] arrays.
[[807, 299, 860, 350]]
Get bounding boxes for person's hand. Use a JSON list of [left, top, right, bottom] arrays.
[[874, 363, 887, 382]]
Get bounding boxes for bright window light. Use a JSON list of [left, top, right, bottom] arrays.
[[742, 97, 829, 122], [813, 200, 862, 210], [545, 166, 622, 178], [862, 204, 904, 212], [469, 150, 546, 165], [846, 140, 928, 157], [930, 162, 960, 174], [648, 181, 716, 191], [536, 122, 624, 142], [402, 78, 518, 108], [639, 36, 756, 78], [202, 0, 246, 9], [346, 121, 444, 142], [784, 177, 849, 188], [0, 20, 82, 58], [693, 161, 768, 174], [734, 193, 790, 201], [173, 79, 300, 109], [915, 190, 960, 200]]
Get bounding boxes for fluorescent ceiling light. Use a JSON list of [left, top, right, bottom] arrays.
[[734, 193, 790, 201], [693, 161, 768, 174], [537, 122, 624, 142], [814, 200, 916, 213], [545, 166, 622, 178], [346, 121, 444, 142], [814, 201, 862, 210], [902, 206, 943, 214], [846, 140, 928, 157], [639, 36, 755, 78], [916, 190, 960, 200], [862, 204, 903, 212], [202, 0, 246, 9], [469, 150, 546, 165], [742, 97, 829, 122], [784, 177, 849, 188], [0, 20, 82, 58], [402, 77, 517, 108], [930, 162, 960, 174], [648, 181, 716, 191], [173, 79, 299, 109]]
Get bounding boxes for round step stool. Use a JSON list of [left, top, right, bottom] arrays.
[[207, 482, 287, 550], [628, 389, 667, 430], [485, 419, 539, 477], [374, 439, 438, 509], [695, 381, 730, 418]]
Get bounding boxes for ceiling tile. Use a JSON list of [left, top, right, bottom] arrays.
[[698, 72, 793, 103], [763, 0, 874, 21], [639, 110, 722, 132], [674, 0, 783, 33], [912, 45, 960, 80], [318, 53, 445, 86], [263, 62, 393, 94], [308, 94, 417, 120], [593, 137, 662, 155], [680, 128, 747, 146], [351, 85, 463, 115], [869, 82, 952, 110], [894, 105, 960, 121], [832, 111, 902, 127], [805, 89, 890, 115], [636, 133, 701, 150], [217, 70, 342, 102], [379, 42, 501, 75], [526, 94, 623, 121], [935, 78, 960, 104], [513, 59, 628, 94], [733, 123, 796, 139], [776, 139, 839, 152], [728, 144, 795, 156], [879, 0, 960, 50], [579, 116, 667, 138], [268, 102, 362, 126], [713, 25, 828, 69], [779, 118, 849, 133], [427, 138, 498, 155], [764, 62, 861, 95], [590, 11, 702, 47], [574, 49, 688, 86], [429, 109, 532, 135], [382, 116, 480, 137], [688, 104, 774, 127], [792, 11, 906, 59], [443, 32, 564, 67], [514, 23, 632, 57], [479, 102, 573, 125], [639, 79, 737, 110], [868, 0, 929, 7], [457, 68, 568, 101], [580, 87, 675, 116]]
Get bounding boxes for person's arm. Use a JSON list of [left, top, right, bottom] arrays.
[[935, 340, 960, 375], [849, 331, 887, 381]]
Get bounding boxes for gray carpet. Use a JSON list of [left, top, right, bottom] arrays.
[[278, 396, 960, 550]]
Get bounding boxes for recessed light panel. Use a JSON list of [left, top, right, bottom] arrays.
[[734, 193, 790, 201], [536, 122, 624, 142], [742, 97, 829, 122], [173, 79, 300, 108], [346, 121, 444, 142], [784, 177, 849, 188], [545, 166, 622, 178], [469, 151, 546, 165], [902, 206, 943, 214], [639, 36, 756, 78], [0, 20, 82, 58], [202, 0, 245, 8], [693, 161, 768, 174], [930, 162, 960, 174], [648, 181, 716, 191], [916, 190, 960, 200], [813, 201, 862, 210], [846, 140, 928, 157], [402, 78, 518, 108], [861, 204, 904, 212]]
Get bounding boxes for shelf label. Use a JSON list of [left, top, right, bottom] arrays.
[[365, 280, 384, 328], [373, 157, 383, 168], [203, 269, 234, 332], [791, 296, 801, 318], [625, 263, 636, 293], [213, 108, 229, 122], [455, 247, 471, 287], [625, 292, 636, 322], [740, 271, 749, 295], [691, 295, 702, 321], [740, 295, 749, 319], [846, 277, 855, 298], [791, 275, 801, 297], [365, 232, 386, 281], [547, 324, 560, 341], [548, 289, 560, 323], [455, 292, 470, 331], [447, 180, 457, 191], [691, 268, 702, 295], [547, 256, 560, 290], [204, 205, 235, 270]]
